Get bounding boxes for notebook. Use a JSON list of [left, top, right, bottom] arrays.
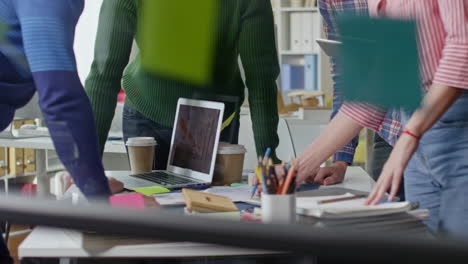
[[296, 193, 411, 219]]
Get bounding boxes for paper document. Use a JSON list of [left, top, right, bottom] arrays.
[[203, 185, 252, 202], [296, 193, 411, 219], [153, 192, 185, 205]]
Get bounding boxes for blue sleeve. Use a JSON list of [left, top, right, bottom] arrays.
[[319, 0, 358, 164], [15, 0, 111, 198]]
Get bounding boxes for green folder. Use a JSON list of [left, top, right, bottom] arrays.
[[138, 0, 218, 86], [337, 15, 423, 111]]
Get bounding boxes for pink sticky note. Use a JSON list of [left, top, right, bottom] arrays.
[[109, 193, 146, 210]]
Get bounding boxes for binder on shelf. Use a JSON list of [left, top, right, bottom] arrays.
[[312, 12, 321, 52], [290, 12, 302, 51], [301, 13, 314, 52], [281, 64, 305, 91], [304, 55, 318, 91]]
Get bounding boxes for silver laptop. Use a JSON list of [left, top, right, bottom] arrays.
[[117, 98, 225, 189], [316, 38, 342, 57]]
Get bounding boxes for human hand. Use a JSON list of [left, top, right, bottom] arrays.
[[365, 134, 419, 205], [142, 195, 161, 208], [296, 157, 320, 185], [310, 161, 347, 185], [108, 177, 124, 194]]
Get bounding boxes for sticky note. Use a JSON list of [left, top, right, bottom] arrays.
[[133, 186, 171, 196], [138, 0, 218, 85], [337, 15, 422, 110], [109, 193, 146, 210]]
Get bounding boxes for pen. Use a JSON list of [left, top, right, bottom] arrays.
[[318, 194, 367, 204], [250, 184, 258, 198], [263, 147, 271, 161]]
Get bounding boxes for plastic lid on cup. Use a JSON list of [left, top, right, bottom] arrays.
[[126, 137, 157, 147], [217, 142, 247, 155]]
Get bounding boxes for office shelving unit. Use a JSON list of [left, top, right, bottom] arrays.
[[271, 0, 323, 93]]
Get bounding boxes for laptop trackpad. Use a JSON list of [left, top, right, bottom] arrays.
[[111, 174, 159, 189]]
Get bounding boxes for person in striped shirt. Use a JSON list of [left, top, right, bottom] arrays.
[[297, 0, 468, 237], [362, 0, 468, 238], [312, 0, 404, 201]]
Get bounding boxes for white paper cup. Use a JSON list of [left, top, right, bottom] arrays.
[[262, 193, 296, 224], [126, 137, 157, 174]]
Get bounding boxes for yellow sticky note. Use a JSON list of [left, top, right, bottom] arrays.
[[133, 186, 171, 196]]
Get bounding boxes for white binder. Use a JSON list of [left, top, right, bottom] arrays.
[[301, 13, 314, 52], [290, 12, 303, 51]]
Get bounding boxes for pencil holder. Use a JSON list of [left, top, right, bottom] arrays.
[[261, 193, 296, 224]]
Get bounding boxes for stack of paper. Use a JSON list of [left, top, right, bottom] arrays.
[[296, 193, 411, 219]]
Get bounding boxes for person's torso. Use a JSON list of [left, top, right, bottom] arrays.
[[369, 0, 446, 91], [121, 0, 248, 125]]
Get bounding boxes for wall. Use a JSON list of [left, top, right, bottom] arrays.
[[74, 0, 104, 84]]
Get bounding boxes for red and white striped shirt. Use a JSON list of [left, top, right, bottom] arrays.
[[340, 0, 468, 132]]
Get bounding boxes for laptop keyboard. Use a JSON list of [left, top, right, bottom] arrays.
[[130, 171, 197, 186]]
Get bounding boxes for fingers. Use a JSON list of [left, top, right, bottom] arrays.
[[388, 168, 403, 201], [314, 167, 333, 184], [323, 174, 344, 185], [143, 195, 161, 208], [365, 170, 393, 205]]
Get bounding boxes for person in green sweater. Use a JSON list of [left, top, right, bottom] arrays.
[[86, 0, 281, 169]]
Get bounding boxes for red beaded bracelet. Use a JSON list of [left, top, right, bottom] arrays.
[[402, 129, 420, 140]]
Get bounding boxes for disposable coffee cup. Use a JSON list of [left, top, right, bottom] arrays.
[[213, 142, 247, 186], [126, 137, 157, 174]]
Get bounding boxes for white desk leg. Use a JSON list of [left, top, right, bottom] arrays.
[[36, 149, 49, 197]]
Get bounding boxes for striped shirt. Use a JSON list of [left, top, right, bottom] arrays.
[[319, 0, 402, 164], [340, 0, 468, 131]]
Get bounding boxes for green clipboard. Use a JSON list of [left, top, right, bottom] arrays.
[[337, 15, 423, 111], [138, 1, 218, 86]]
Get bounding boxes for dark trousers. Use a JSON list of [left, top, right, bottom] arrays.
[[0, 229, 12, 264], [122, 104, 240, 170], [369, 133, 405, 201]]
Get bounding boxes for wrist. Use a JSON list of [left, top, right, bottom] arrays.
[[402, 128, 421, 141], [333, 161, 348, 170]]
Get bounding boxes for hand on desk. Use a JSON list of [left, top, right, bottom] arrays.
[[142, 195, 161, 208], [60, 172, 124, 195], [365, 133, 418, 205], [108, 177, 124, 194], [307, 161, 347, 186]]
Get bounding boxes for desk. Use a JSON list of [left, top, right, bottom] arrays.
[[19, 167, 375, 262], [0, 137, 126, 196]]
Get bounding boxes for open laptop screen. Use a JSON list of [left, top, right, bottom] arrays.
[[169, 104, 221, 174]]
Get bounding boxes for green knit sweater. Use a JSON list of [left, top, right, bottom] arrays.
[[85, 0, 280, 160]]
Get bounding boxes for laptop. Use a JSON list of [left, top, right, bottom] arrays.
[[116, 98, 225, 189], [316, 38, 342, 57]]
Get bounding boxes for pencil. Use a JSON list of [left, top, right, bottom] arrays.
[[318, 195, 367, 204], [280, 164, 296, 195]]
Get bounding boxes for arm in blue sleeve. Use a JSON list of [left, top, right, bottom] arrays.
[[319, 0, 358, 164], [15, 0, 111, 198]]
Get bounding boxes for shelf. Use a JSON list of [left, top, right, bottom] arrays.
[[273, 7, 318, 12], [280, 50, 318, 55]]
